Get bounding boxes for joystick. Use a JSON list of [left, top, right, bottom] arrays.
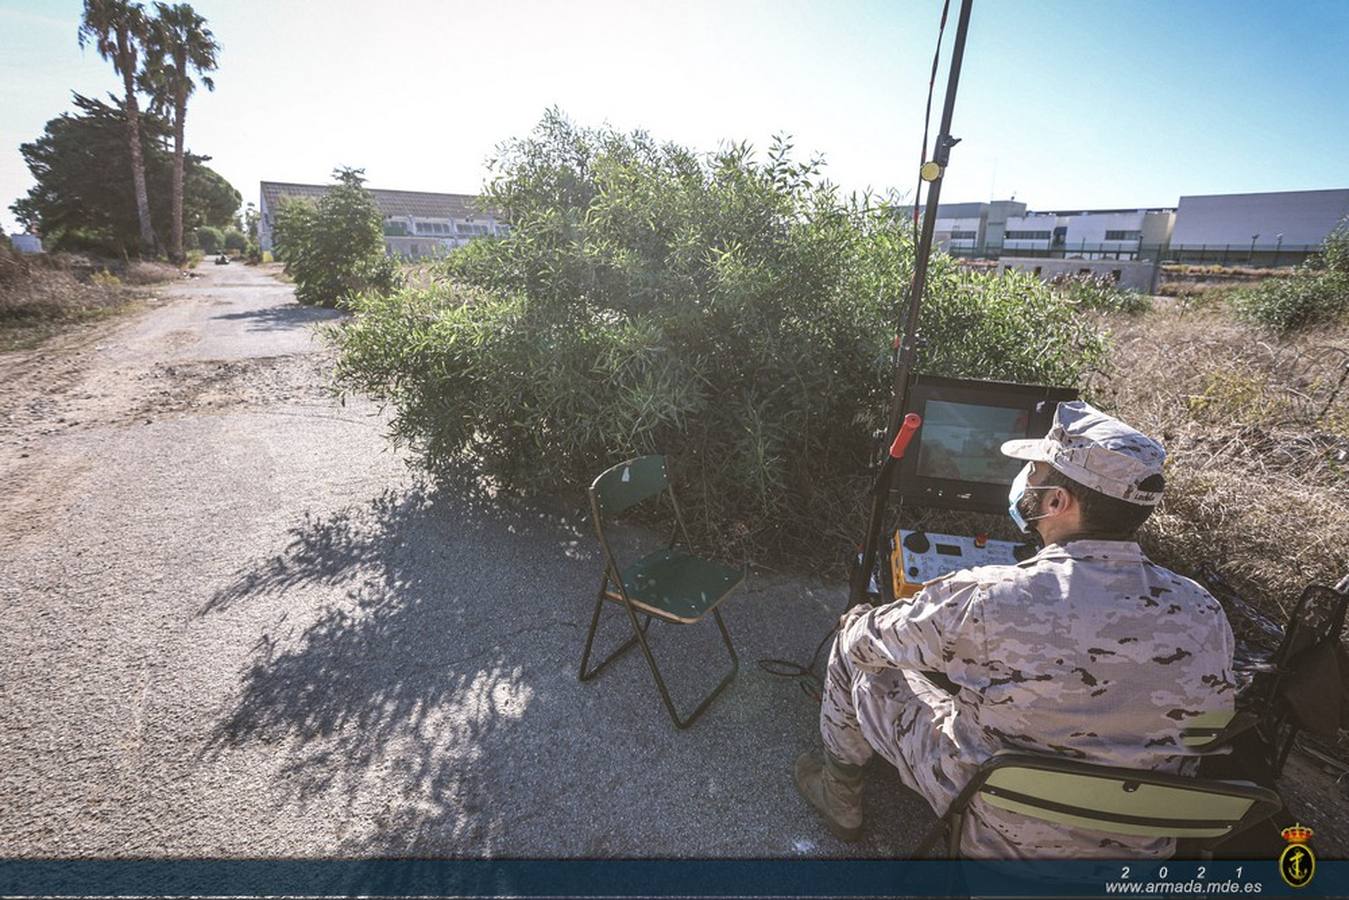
[[902, 530, 930, 554]]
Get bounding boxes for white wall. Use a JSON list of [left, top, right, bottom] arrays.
[[1171, 189, 1349, 247], [999, 256, 1159, 293], [1063, 211, 1145, 249], [1002, 214, 1059, 250], [258, 192, 274, 251], [1140, 210, 1174, 247], [384, 215, 510, 257], [9, 233, 42, 253], [934, 215, 982, 249]]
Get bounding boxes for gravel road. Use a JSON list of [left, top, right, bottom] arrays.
[[0, 264, 929, 858]]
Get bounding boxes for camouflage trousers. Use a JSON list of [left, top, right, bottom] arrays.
[[817, 635, 1174, 858], [818, 633, 964, 811]]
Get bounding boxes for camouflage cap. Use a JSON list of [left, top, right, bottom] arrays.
[[1000, 401, 1166, 506]]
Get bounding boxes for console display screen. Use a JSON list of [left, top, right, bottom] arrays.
[[914, 400, 1029, 485]]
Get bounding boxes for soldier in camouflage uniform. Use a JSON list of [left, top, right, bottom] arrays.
[[793, 401, 1236, 858]]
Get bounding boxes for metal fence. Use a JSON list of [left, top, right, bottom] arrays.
[[947, 242, 1323, 267]]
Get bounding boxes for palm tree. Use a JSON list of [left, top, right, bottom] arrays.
[[144, 3, 218, 264], [79, 0, 157, 256]]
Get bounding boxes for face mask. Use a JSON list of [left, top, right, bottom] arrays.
[[1008, 463, 1059, 534]]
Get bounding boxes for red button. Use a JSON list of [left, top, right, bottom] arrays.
[[974, 533, 987, 548]]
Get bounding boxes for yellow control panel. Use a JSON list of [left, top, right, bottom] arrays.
[[889, 529, 1034, 599]]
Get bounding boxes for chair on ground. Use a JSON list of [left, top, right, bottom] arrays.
[[912, 750, 1282, 859], [578, 455, 742, 729], [1242, 574, 1349, 777]]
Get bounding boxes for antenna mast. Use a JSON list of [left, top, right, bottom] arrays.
[[850, 0, 976, 606]]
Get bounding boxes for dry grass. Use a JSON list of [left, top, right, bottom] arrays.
[[260, 261, 293, 284], [1154, 279, 1241, 308], [713, 292, 1349, 629], [123, 260, 180, 284], [1154, 267, 1274, 315], [0, 244, 179, 351], [1088, 305, 1349, 627], [1161, 263, 1300, 278]]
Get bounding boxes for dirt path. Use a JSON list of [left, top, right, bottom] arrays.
[[1, 267, 340, 536], [2, 263, 1343, 861]]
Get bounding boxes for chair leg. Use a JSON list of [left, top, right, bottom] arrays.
[[624, 601, 739, 730], [1274, 723, 1299, 777], [939, 810, 964, 896], [579, 573, 651, 682], [946, 810, 965, 858]]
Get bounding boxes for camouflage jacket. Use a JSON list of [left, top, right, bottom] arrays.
[[839, 538, 1237, 857]]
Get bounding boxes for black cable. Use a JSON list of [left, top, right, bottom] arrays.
[[757, 623, 839, 702], [912, 0, 952, 256], [761, 0, 954, 703]]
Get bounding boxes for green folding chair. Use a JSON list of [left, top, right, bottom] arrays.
[[914, 746, 1282, 859], [578, 455, 742, 729]]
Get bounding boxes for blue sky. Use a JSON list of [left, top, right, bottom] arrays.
[[1, 0, 1346, 234]]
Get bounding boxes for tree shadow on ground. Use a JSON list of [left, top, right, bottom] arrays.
[[198, 472, 932, 857], [211, 304, 343, 332], [200, 479, 593, 854]]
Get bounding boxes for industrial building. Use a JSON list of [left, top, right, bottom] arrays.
[[937, 203, 1176, 259], [934, 188, 1345, 265], [1169, 189, 1349, 259], [932, 200, 1025, 254], [258, 181, 507, 258]]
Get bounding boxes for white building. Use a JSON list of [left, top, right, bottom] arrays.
[[1171, 189, 1349, 250], [258, 181, 508, 258], [932, 200, 1026, 253], [1013, 208, 1174, 258], [1002, 212, 1062, 253], [7, 233, 43, 254], [936, 187, 1345, 265]]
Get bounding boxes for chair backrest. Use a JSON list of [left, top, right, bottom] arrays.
[[1179, 708, 1237, 749], [1275, 578, 1349, 665], [973, 753, 1281, 841], [589, 455, 670, 521]]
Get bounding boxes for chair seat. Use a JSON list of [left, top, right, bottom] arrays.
[[607, 549, 744, 623]]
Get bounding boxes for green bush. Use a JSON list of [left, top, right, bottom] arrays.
[[1049, 273, 1152, 314], [272, 167, 403, 308], [331, 111, 1107, 561], [195, 225, 224, 254], [244, 239, 261, 264], [1230, 220, 1349, 332], [223, 228, 247, 253]]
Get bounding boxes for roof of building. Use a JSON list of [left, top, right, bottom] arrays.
[[259, 181, 496, 220], [1176, 188, 1349, 202], [1036, 207, 1174, 216], [934, 202, 989, 218]]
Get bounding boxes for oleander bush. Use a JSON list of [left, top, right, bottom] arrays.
[[1049, 272, 1152, 314], [273, 167, 402, 308], [1230, 220, 1349, 332], [331, 110, 1109, 562]]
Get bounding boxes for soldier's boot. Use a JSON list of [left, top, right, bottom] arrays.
[[793, 749, 865, 841]]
